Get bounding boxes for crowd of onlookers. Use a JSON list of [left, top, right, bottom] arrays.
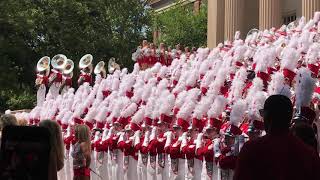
[[0, 113, 92, 180]]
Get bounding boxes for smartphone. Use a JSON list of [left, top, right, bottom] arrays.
[[0, 126, 51, 180]]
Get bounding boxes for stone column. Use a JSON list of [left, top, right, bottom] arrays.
[[207, 0, 225, 48], [302, 0, 320, 21], [224, 0, 244, 41], [259, 0, 281, 30]]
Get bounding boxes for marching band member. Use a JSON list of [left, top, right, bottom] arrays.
[[169, 120, 186, 180], [169, 91, 197, 180], [94, 61, 107, 84], [99, 127, 111, 180], [78, 54, 93, 86], [175, 44, 182, 59], [267, 72, 292, 98], [186, 95, 212, 180], [61, 59, 74, 95], [293, 67, 317, 132], [280, 44, 299, 86], [35, 56, 50, 106], [138, 119, 151, 180], [48, 54, 67, 98], [153, 92, 175, 180], [182, 118, 204, 180], [203, 95, 228, 180], [218, 100, 247, 180], [159, 43, 167, 66], [118, 123, 140, 180], [117, 102, 139, 180]]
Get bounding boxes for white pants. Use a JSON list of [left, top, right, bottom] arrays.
[[157, 154, 170, 180], [147, 155, 157, 180], [137, 153, 148, 180], [170, 158, 186, 180], [126, 157, 138, 180], [116, 151, 124, 180], [36, 85, 46, 106], [48, 82, 60, 99]]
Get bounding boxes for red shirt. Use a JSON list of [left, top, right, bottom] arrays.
[[234, 133, 320, 180]]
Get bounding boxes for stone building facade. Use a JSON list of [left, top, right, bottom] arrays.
[[148, 0, 320, 48]]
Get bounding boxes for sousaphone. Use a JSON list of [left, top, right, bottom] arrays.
[[94, 61, 106, 78], [108, 57, 120, 74], [37, 56, 51, 76], [246, 28, 260, 43], [51, 54, 67, 70], [63, 59, 74, 77], [79, 54, 93, 70]]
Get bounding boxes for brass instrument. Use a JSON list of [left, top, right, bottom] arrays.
[[36, 56, 50, 87], [108, 57, 120, 74], [48, 54, 67, 86], [37, 56, 50, 75], [79, 54, 93, 71], [60, 59, 74, 91], [246, 28, 260, 46], [63, 59, 74, 77], [51, 54, 67, 70], [78, 54, 93, 85], [94, 61, 106, 78]]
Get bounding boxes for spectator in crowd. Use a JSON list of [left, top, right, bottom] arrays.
[[0, 114, 17, 142], [39, 120, 64, 180], [291, 120, 318, 153], [17, 118, 28, 126], [234, 95, 320, 180], [72, 124, 91, 180]]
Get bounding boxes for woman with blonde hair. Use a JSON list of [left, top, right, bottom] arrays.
[[72, 124, 91, 180], [39, 120, 64, 180]]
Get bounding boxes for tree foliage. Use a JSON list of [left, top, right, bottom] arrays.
[[0, 0, 151, 110], [152, 1, 207, 48]]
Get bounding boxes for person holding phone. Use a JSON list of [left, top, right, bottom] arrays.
[[39, 120, 64, 180], [72, 124, 91, 180]]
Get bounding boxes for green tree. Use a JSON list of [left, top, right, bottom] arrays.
[[152, 1, 207, 48], [0, 0, 151, 111]]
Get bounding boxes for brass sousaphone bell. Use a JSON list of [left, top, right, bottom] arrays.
[[37, 56, 51, 76], [79, 54, 93, 73], [94, 61, 106, 78], [63, 59, 74, 78], [51, 54, 67, 70], [246, 28, 260, 44], [108, 57, 120, 74]]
